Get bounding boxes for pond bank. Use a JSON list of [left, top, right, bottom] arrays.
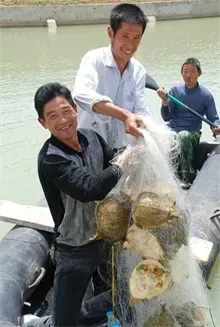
[[0, 0, 220, 27]]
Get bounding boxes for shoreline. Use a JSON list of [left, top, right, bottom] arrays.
[[0, 0, 220, 27]]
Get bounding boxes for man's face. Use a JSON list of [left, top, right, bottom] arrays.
[[39, 96, 78, 141], [181, 64, 201, 88], [108, 22, 143, 65]]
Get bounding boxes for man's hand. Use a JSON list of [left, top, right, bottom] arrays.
[[124, 113, 145, 137], [212, 125, 220, 136], [157, 87, 168, 106], [93, 102, 145, 137], [114, 148, 131, 170]]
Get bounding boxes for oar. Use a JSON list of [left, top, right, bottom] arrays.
[[145, 73, 218, 129]]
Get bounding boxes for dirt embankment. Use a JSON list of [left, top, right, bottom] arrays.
[[0, 0, 191, 6]]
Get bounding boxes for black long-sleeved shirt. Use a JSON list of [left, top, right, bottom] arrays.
[[38, 128, 121, 247]]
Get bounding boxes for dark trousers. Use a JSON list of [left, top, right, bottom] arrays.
[[177, 130, 201, 182], [24, 240, 111, 327]]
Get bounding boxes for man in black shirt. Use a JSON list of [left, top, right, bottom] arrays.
[[22, 83, 123, 327]]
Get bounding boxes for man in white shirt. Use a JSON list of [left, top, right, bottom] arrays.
[[73, 3, 148, 150]]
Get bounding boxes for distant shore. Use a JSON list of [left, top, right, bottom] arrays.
[[0, 0, 189, 6], [0, 0, 219, 27]]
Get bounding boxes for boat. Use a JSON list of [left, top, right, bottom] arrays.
[[0, 141, 219, 327], [186, 141, 220, 282]]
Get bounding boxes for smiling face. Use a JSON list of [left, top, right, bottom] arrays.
[[39, 96, 78, 142], [108, 22, 143, 72], [181, 63, 201, 89]]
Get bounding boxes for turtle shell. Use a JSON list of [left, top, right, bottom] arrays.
[[174, 302, 205, 327], [150, 214, 188, 258], [90, 193, 131, 241], [144, 307, 179, 327], [132, 191, 176, 228]]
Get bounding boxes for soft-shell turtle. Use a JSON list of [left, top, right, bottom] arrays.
[[150, 214, 188, 258], [90, 193, 131, 241], [174, 302, 205, 327], [123, 224, 165, 260], [129, 259, 171, 301], [132, 191, 177, 229], [144, 307, 180, 327]]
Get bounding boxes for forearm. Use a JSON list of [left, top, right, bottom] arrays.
[[161, 105, 171, 121], [73, 90, 112, 114], [206, 109, 220, 125], [205, 96, 220, 126], [211, 115, 220, 126], [42, 156, 122, 203], [73, 54, 112, 114], [161, 97, 168, 106], [59, 164, 122, 203], [85, 164, 122, 201], [93, 101, 132, 122]]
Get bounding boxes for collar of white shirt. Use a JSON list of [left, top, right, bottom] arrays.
[[104, 45, 132, 74]]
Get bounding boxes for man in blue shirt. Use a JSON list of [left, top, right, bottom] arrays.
[[157, 58, 220, 184]]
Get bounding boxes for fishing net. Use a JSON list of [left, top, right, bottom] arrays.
[[92, 116, 215, 326]]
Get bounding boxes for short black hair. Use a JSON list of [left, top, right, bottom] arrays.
[[181, 58, 202, 74], [34, 82, 74, 119], [110, 3, 147, 35]]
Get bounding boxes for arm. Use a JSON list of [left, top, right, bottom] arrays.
[[93, 101, 144, 137], [73, 53, 113, 121], [157, 87, 176, 122], [73, 53, 137, 124], [161, 104, 171, 122], [73, 52, 144, 137], [40, 155, 122, 203], [157, 88, 171, 121], [205, 93, 220, 134]]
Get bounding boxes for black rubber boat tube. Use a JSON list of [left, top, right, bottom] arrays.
[[0, 227, 52, 327], [186, 144, 220, 281]]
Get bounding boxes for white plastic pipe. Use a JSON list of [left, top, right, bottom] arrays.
[[46, 19, 57, 34]]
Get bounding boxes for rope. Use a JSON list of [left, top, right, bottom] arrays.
[[110, 201, 134, 315], [112, 245, 115, 315]]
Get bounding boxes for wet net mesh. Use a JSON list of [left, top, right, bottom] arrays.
[[92, 117, 215, 327]]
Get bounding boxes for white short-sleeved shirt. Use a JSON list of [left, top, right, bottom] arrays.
[[73, 46, 148, 149]]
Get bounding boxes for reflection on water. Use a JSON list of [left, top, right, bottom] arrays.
[[1, 17, 220, 323]]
